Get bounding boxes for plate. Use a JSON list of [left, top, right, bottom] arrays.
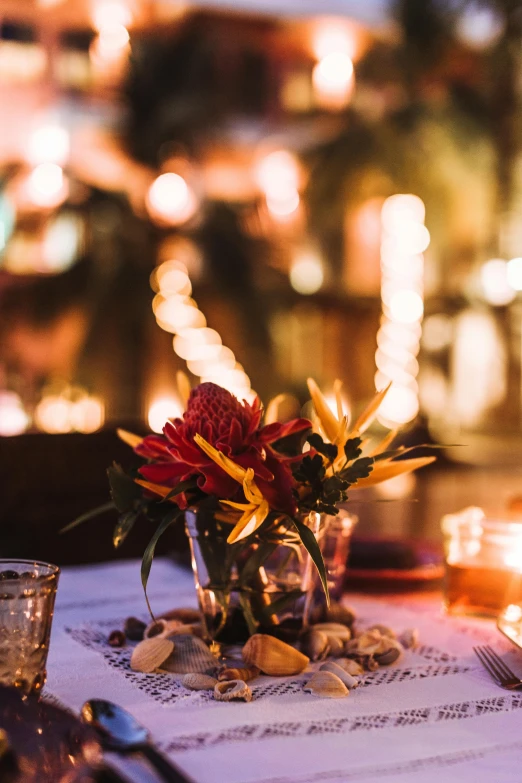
[[346, 537, 444, 585], [0, 686, 102, 782]]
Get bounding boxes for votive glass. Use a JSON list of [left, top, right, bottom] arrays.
[[442, 507, 522, 617], [0, 559, 60, 696]]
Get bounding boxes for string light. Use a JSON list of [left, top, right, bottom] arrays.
[[376, 194, 428, 426], [146, 172, 198, 226], [0, 392, 30, 436], [26, 163, 68, 209]]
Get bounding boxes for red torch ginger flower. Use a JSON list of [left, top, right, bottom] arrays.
[[136, 382, 310, 516]]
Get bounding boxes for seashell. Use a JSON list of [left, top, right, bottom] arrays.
[[365, 655, 379, 672], [320, 661, 359, 689], [214, 679, 252, 702], [313, 623, 351, 642], [168, 622, 204, 639], [323, 603, 356, 627], [130, 636, 174, 673], [159, 607, 202, 624], [398, 628, 419, 650], [218, 666, 260, 683], [367, 624, 396, 639], [335, 658, 364, 676], [181, 673, 217, 691], [243, 634, 309, 676], [351, 630, 383, 655], [374, 640, 404, 666], [108, 630, 125, 647], [160, 634, 216, 674], [327, 636, 345, 657], [304, 671, 349, 699], [300, 629, 329, 662], [144, 619, 183, 639]]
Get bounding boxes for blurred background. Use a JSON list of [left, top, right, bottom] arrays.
[[2, 0, 522, 567]]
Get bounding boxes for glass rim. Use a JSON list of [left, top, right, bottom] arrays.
[[0, 559, 60, 584]]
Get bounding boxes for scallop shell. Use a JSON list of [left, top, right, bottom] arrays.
[[300, 629, 330, 662], [144, 619, 183, 639], [218, 666, 260, 683], [243, 634, 309, 676], [320, 661, 359, 689], [335, 658, 364, 676], [304, 671, 349, 699], [214, 679, 252, 702], [130, 636, 174, 673], [160, 634, 217, 674], [181, 673, 217, 691], [398, 628, 419, 650], [159, 608, 202, 624]]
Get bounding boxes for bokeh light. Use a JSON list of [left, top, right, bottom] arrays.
[[27, 125, 70, 166], [312, 53, 354, 110], [148, 397, 183, 433], [290, 250, 324, 294], [27, 163, 67, 208], [507, 257, 522, 292], [0, 392, 30, 436], [146, 172, 198, 226], [255, 150, 300, 201], [481, 258, 516, 306]]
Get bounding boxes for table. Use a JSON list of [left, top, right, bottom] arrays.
[[47, 558, 522, 783]]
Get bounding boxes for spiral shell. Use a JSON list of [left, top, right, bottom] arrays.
[[218, 666, 260, 683], [214, 679, 252, 702]]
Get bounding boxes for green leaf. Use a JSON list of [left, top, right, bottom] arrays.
[[162, 479, 198, 502], [238, 541, 277, 587], [238, 592, 259, 636], [307, 433, 338, 462], [107, 463, 142, 513], [60, 501, 116, 534], [141, 508, 182, 617], [343, 437, 363, 462], [113, 510, 139, 548], [291, 516, 330, 607], [259, 589, 305, 622]]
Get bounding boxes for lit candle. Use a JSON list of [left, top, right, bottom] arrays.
[[442, 506, 522, 616]]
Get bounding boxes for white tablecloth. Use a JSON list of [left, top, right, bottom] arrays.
[[46, 558, 522, 783]]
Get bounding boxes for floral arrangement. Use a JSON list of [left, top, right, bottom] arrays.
[[69, 374, 435, 625]]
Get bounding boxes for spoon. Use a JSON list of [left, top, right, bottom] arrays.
[[81, 699, 193, 783]]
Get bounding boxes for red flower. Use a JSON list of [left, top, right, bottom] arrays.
[[136, 382, 310, 516]]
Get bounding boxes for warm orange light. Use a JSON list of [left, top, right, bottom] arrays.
[[312, 53, 354, 110], [92, 0, 132, 30], [290, 250, 324, 294], [148, 397, 183, 434], [255, 150, 300, 201], [26, 164, 68, 208], [70, 397, 104, 433], [35, 396, 73, 434], [27, 125, 69, 166], [312, 19, 358, 61], [146, 173, 198, 226], [0, 392, 30, 436]]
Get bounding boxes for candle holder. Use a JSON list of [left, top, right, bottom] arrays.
[[442, 507, 522, 617]]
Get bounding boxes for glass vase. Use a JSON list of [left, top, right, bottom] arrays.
[[185, 503, 357, 644]]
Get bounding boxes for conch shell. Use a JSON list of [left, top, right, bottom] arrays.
[[214, 679, 252, 702], [218, 666, 260, 683], [181, 673, 217, 691], [304, 671, 349, 699], [130, 636, 174, 673], [243, 634, 309, 676]]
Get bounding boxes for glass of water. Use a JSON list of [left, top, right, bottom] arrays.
[[0, 560, 60, 696]]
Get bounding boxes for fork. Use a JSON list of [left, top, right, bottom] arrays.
[[473, 645, 522, 690]]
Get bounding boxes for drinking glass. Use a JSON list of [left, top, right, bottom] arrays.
[[0, 560, 60, 695]]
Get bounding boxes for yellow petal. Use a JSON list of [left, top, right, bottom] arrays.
[[194, 433, 247, 485], [117, 429, 143, 449], [134, 478, 175, 499], [352, 456, 436, 488], [227, 500, 270, 543], [370, 428, 400, 456], [307, 377, 340, 443], [221, 500, 254, 511], [264, 393, 286, 425], [243, 469, 264, 504], [333, 379, 346, 424], [176, 370, 191, 410], [350, 382, 392, 436]]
